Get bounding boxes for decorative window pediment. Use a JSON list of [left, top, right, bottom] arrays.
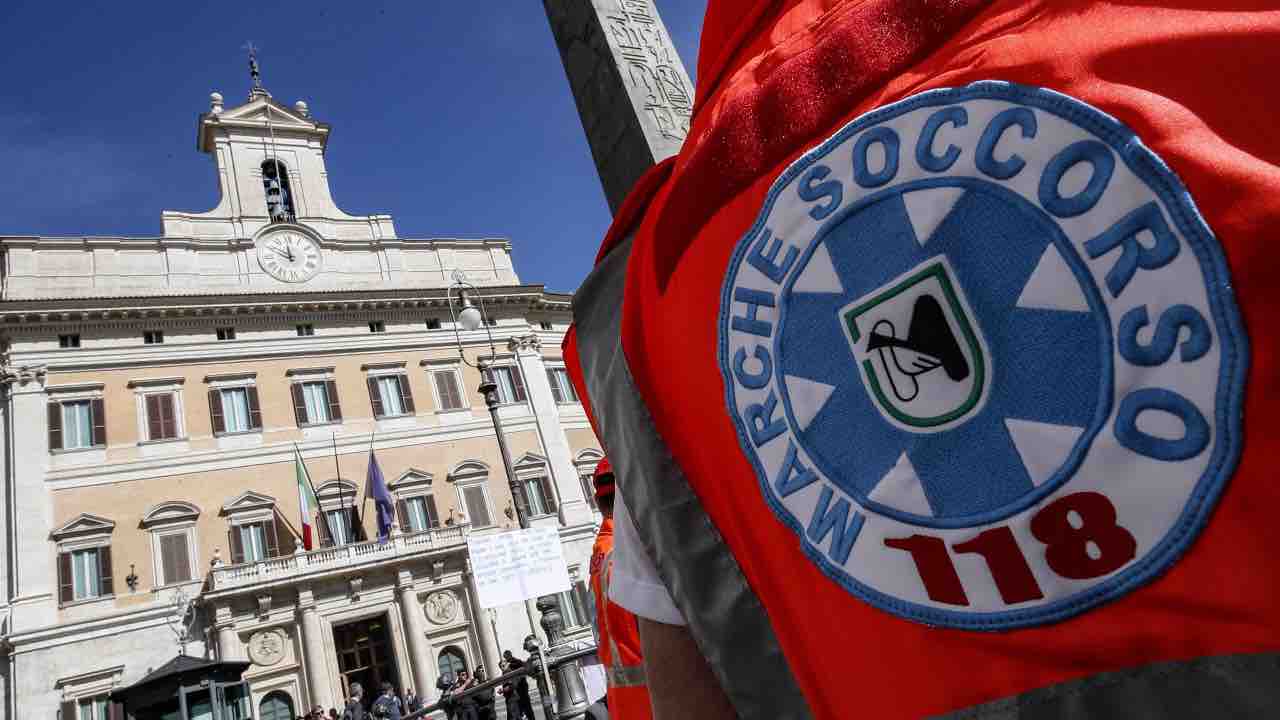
[[51, 513, 115, 541], [389, 469, 434, 494], [512, 452, 549, 480], [574, 449, 604, 466], [448, 460, 489, 483], [141, 501, 201, 528], [221, 491, 277, 518]]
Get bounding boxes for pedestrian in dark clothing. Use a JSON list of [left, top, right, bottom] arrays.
[[403, 688, 422, 715], [370, 682, 402, 720], [436, 673, 456, 720], [452, 670, 479, 720], [341, 682, 366, 720]]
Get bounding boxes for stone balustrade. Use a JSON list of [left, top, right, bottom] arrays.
[[207, 523, 471, 591]]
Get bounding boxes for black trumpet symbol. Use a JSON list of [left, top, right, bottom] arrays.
[[866, 295, 969, 403]]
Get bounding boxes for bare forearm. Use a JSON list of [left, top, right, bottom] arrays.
[[639, 617, 737, 720]]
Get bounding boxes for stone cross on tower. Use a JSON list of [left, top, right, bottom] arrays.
[[543, 0, 694, 214]]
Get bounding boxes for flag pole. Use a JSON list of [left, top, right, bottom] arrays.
[[359, 431, 376, 526], [332, 432, 352, 542], [295, 443, 334, 547]]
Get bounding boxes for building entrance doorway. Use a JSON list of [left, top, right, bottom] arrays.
[[334, 615, 399, 699]]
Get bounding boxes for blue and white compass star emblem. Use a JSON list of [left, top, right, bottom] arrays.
[[718, 82, 1247, 629]]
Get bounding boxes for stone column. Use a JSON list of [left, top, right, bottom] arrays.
[[543, 0, 693, 213], [298, 585, 333, 709], [464, 561, 502, 674], [216, 625, 241, 661], [510, 335, 592, 528], [3, 365, 57, 630], [396, 571, 435, 697]]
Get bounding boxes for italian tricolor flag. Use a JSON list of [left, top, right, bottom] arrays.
[[295, 447, 320, 550]]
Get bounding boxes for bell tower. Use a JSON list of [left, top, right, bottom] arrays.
[[161, 47, 396, 241]]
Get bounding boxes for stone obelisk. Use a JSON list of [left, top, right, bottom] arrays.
[[543, 0, 694, 214]]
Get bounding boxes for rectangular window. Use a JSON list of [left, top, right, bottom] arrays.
[[546, 368, 579, 403], [491, 366, 527, 405], [292, 380, 342, 426], [432, 370, 465, 411], [369, 321, 385, 333], [238, 523, 269, 563], [486, 317, 498, 327], [522, 475, 557, 517], [403, 495, 440, 532], [324, 509, 359, 546], [558, 589, 587, 628], [143, 330, 164, 345], [580, 473, 598, 511], [144, 393, 179, 441], [59, 334, 81, 348], [78, 695, 109, 720], [221, 388, 250, 433], [216, 327, 236, 341], [368, 374, 414, 418], [425, 318, 442, 330], [296, 324, 315, 336], [158, 532, 192, 585], [61, 400, 94, 449], [229, 520, 280, 563], [61, 546, 113, 601], [539, 321, 553, 331], [461, 485, 492, 528]]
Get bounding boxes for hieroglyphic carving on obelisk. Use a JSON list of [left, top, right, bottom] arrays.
[[544, 0, 694, 214]]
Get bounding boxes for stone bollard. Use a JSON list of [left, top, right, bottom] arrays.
[[537, 595, 589, 719]]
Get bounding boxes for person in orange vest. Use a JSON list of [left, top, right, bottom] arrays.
[[562, 1, 1280, 717], [588, 457, 653, 720]]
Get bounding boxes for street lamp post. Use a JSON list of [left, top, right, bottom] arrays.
[[446, 274, 532, 529], [448, 275, 587, 717]]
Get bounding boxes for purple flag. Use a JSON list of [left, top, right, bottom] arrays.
[[366, 449, 396, 544]]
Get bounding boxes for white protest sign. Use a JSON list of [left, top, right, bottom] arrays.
[[467, 526, 572, 609]]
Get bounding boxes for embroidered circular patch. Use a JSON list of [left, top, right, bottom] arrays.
[[718, 82, 1247, 629]]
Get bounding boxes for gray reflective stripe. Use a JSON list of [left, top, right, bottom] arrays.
[[598, 549, 647, 689], [608, 664, 648, 689], [572, 235, 812, 719], [937, 652, 1280, 719]]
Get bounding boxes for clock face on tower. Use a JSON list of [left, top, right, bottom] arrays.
[[256, 230, 322, 283]]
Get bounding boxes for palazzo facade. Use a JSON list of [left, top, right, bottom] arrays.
[[0, 82, 603, 718]]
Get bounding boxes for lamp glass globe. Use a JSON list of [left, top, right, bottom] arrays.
[[458, 305, 484, 331]]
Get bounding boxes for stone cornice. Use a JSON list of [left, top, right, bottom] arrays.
[[0, 234, 513, 252], [0, 285, 571, 326]]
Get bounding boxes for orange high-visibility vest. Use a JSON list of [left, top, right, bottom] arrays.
[[590, 518, 652, 720]]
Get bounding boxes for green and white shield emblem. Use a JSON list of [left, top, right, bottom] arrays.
[[841, 258, 990, 433]]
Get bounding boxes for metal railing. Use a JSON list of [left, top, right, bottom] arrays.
[[407, 645, 599, 720]]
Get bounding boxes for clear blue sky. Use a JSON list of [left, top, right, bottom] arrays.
[[0, 1, 705, 294]]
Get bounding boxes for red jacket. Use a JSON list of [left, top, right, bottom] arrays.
[[566, 1, 1280, 716]]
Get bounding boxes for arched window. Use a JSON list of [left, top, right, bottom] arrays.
[[262, 159, 295, 223], [258, 691, 294, 720], [437, 646, 467, 684]]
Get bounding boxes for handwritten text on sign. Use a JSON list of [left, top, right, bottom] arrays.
[[467, 527, 572, 609]]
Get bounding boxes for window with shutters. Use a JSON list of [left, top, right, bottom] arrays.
[[296, 323, 315, 336], [557, 588, 590, 629], [400, 495, 440, 533], [369, 320, 386, 333], [289, 378, 342, 426], [48, 398, 106, 452], [429, 368, 467, 411], [460, 485, 492, 528], [221, 491, 290, 563], [76, 694, 110, 720], [215, 326, 237, 341], [209, 385, 262, 435], [142, 392, 181, 441], [489, 365, 527, 405], [315, 481, 363, 547], [573, 450, 604, 513], [59, 333, 81, 348], [143, 330, 164, 345], [545, 367, 579, 404], [366, 373, 414, 419], [52, 513, 115, 605], [512, 453, 558, 519], [143, 502, 200, 589], [323, 508, 361, 546], [425, 317, 442, 330], [230, 520, 279, 563]]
